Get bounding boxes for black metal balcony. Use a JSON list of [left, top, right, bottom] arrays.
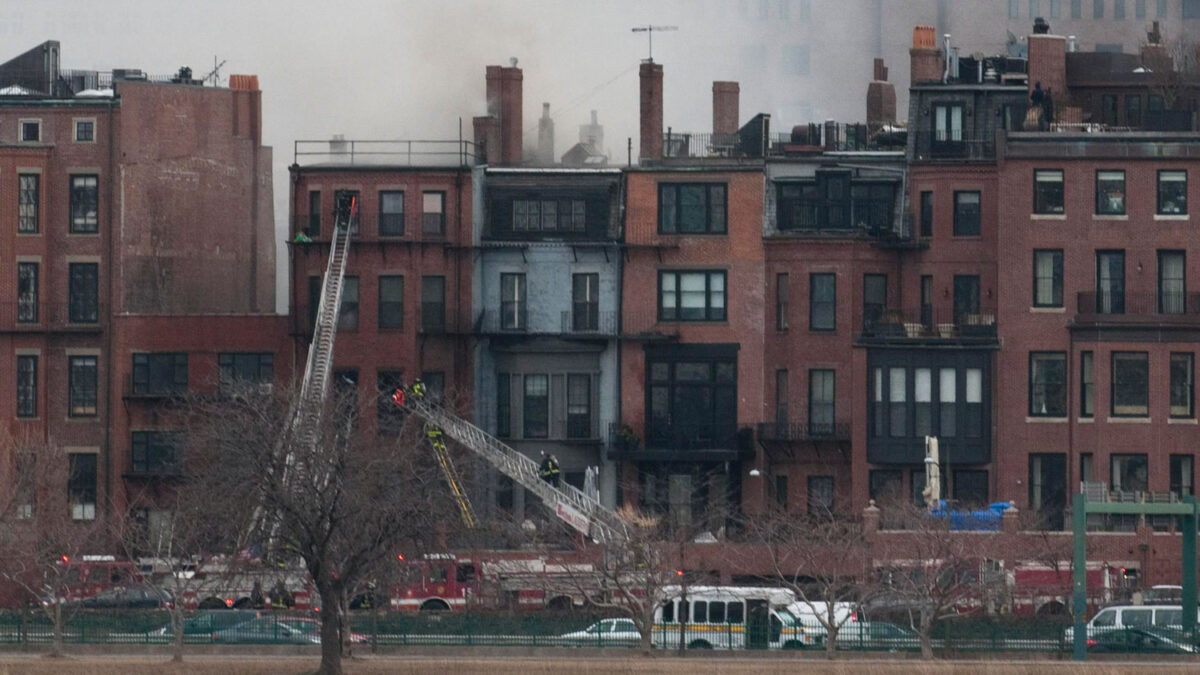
[[858, 306, 997, 344], [756, 421, 850, 442]]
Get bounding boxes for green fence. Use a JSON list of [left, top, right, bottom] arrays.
[[0, 609, 1192, 655]]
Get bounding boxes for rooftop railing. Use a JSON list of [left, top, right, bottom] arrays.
[[293, 139, 478, 167]]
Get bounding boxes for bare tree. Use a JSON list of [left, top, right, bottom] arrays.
[[0, 434, 109, 658], [870, 500, 984, 659], [746, 507, 874, 657], [1141, 31, 1200, 112]]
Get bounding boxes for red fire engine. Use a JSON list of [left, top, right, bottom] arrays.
[[389, 550, 602, 612]]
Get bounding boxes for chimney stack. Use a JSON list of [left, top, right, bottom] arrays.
[[712, 81, 740, 139], [1027, 22, 1066, 100], [537, 102, 555, 165], [475, 62, 523, 165], [639, 61, 664, 161], [866, 58, 896, 133], [909, 26, 943, 86]]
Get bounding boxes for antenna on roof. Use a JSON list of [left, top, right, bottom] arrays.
[[201, 56, 227, 87], [631, 25, 678, 63]]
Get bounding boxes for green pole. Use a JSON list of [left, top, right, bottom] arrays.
[[1183, 496, 1197, 644], [1072, 491, 1087, 661]]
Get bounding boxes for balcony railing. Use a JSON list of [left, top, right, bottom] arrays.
[[0, 303, 105, 332], [1076, 291, 1200, 321], [859, 306, 997, 341], [477, 308, 528, 334], [293, 139, 478, 167], [911, 131, 997, 162], [663, 131, 741, 159], [560, 310, 617, 335], [756, 421, 850, 442]]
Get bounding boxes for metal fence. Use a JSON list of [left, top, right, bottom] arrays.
[[3, 609, 1190, 655]]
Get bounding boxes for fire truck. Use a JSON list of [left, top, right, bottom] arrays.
[[1009, 561, 1122, 615], [389, 550, 602, 612], [135, 557, 316, 610]]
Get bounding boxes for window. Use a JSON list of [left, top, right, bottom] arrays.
[[17, 263, 37, 323], [1051, 0, 1062, 16], [500, 273, 527, 330], [1009, 0, 1020, 17], [379, 191, 404, 236], [421, 276, 445, 332], [659, 270, 726, 321], [307, 190, 321, 237], [775, 273, 789, 331], [1101, 94, 1119, 125], [775, 369, 788, 425], [17, 355, 37, 418], [1135, 0, 1146, 17], [809, 369, 835, 434], [1094, 0, 1104, 17], [1171, 455, 1194, 497], [1159, 250, 1185, 314], [953, 191, 981, 236], [933, 104, 963, 142], [422, 191, 445, 235], [919, 191, 933, 237], [863, 274, 887, 329], [1081, 351, 1095, 417], [1029, 454, 1067, 530], [131, 353, 188, 395], [1072, 0, 1083, 16], [74, 119, 95, 142], [869, 470, 903, 503], [512, 199, 586, 233], [496, 373, 511, 437], [1033, 250, 1063, 307], [68, 454, 97, 521], [940, 368, 957, 437], [1096, 170, 1126, 215], [1115, 0, 1126, 18], [1030, 0, 1040, 16], [420, 371, 445, 402], [915, 368, 932, 437], [1112, 351, 1149, 417], [20, 120, 40, 142], [523, 374, 549, 438], [964, 368, 983, 437], [776, 174, 850, 230], [572, 273, 599, 331], [1034, 170, 1064, 214], [333, 189, 360, 236], [658, 183, 727, 234], [339, 276, 359, 330], [218, 353, 274, 393], [809, 273, 836, 331], [953, 470, 989, 508], [1081, 453, 1095, 483], [69, 263, 99, 323], [1030, 352, 1067, 417], [645, 347, 737, 450], [1159, 0, 1169, 17], [1187, 0, 1200, 18], [953, 275, 980, 321], [1111, 454, 1149, 492], [1096, 250, 1125, 314], [307, 276, 321, 331], [70, 175, 99, 233], [1158, 171, 1187, 215], [378, 275, 404, 329], [567, 374, 592, 438], [1171, 353, 1194, 418], [889, 367, 906, 437], [850, 183, 894, 233], [376, 370, 406, 435], [921, 276, 933, 327], [807, 476, 834, 515], [69, 355, 98, 416], [18, 174, 39, 233], [131, 431, 184, 474]]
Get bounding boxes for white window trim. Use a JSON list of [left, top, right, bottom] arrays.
[[73, 117, 97, 144], [17, 118, 42, 144]]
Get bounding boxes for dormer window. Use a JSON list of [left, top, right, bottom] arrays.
[[931, 104, 965, 157]]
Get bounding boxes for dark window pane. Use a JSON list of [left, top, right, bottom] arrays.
[[1158, 171, 1187, 215], [1030, 352, 1066, 417], [1111, 352, 1149, 417], [69, 355, 98, 416], [70, 175, 99, 233], [810, 273, 836, 331], [1171, 353, 1193, 418], [17, 355, 37, 417], [379, 191, 405, 236], [69, 263, 100, 323], [1034, 170, 1064, 214], [378, 275, 404, 329], [421, 276, 445, 332], [523, 374, 549, 438], [953, 191, 980, 236], [1096, 170, 1126, 215]]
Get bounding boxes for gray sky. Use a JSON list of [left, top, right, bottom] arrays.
[[8, 0, 907, 312]]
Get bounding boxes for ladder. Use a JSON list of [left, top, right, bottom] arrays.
[[425, 423, 477, 528], [404, 396, 628, 545]]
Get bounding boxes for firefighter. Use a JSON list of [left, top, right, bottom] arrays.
[[547, 454, 561, 486], [538, 451, 560, 486], [411, 378, 426, 400], [425, 422, 443, 441], [391, 387, 406, 407]]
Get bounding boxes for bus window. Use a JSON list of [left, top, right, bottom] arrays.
[[709, 601, 726, 624], [661, 601, 675, 623], [727, 601, 744, 624], [429, 566, 448, 584], [693, 600, 707, 623], [456, 564, 476, 584]]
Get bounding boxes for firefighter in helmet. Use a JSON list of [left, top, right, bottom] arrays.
[[411, 377, 426, 400]]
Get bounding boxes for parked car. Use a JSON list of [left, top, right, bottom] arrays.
[[76, 584, 173, 609], [151, 609, 261, 636], [212, 616, 365, 644], [560, 618, 640, 646], [1087, 626, 1198, 654], [1065, 604, 1200, 642]]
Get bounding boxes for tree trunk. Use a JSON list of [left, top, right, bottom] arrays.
[[50, 602, 64, 658], [316, 589, 344, 675], [919, 632, 934, 660], [824, 626, 837, 659], [171, 606, 185, 662], [639, 627, 653, 655]]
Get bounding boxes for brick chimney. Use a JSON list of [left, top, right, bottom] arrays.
[[1027, 27, 1067, 101], [478, 62, 523, 165], [712, 81, 739, 139], [909, 25, 943, 86], [537, 102, 554, 165], [639, 61, 664, 161], [866, 58, 896, 132]]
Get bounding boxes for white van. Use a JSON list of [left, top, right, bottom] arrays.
[[651, 586, 818, 650], [1066, 604, 1200, 641]]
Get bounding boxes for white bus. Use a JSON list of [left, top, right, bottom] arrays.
[[651, 586, 819, 650]]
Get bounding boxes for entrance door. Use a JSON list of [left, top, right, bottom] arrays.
[[745, 599, 769, 649], [1029, 454, 1066, 530]]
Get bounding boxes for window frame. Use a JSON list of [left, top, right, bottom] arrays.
[[919, 190, 933, 237], [70, 174, 99, 233], [69, 262, 100, 324], [421, 191, 446, 235], [1111, 351, 1150, 418], [496, 373, 511, 438], [420, 276, 446, 332], [338, 276, 359, 330], [131, 352, 188, 396], [73, 118, 95, 143], [378, 190, 405, 237], [522, 374, 550, 439], [378, 275, 404, 330], [658, 183, 728, 234], [1081, 351, 1095, 418], [17, 355, 37, 418], [1033, 249, 1064, 308], [1158, 250, 1186, 314], [808, 369, 835, 434], [1033, 169, 1065, 215], [18, 174, 39, 234], [217, 353, 275, 394], [68, 453, 97, 521], [809, 273, 836, 332], [18, 119, 41, 143], [1029, 351, 1067, 418], [500, 273, 527, 331], [1111, 453, 1149, 493], [1157, 170, 1188, 215], [131, 431, 185, 475], [1171, 352, 1194, 419], [69, 355, 98, 417], [807, 475, 835, 515], [572, 273, 600, 331], [952, 191, 981, 236], [1095, 169, 1127, 216], [17, 262, 38, 324], [775, 272, 789, 332], [566, 373, 592, 439], [658, 270, 727, 322]]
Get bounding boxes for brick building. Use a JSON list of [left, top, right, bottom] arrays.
[[0, 41, 282, 524]]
